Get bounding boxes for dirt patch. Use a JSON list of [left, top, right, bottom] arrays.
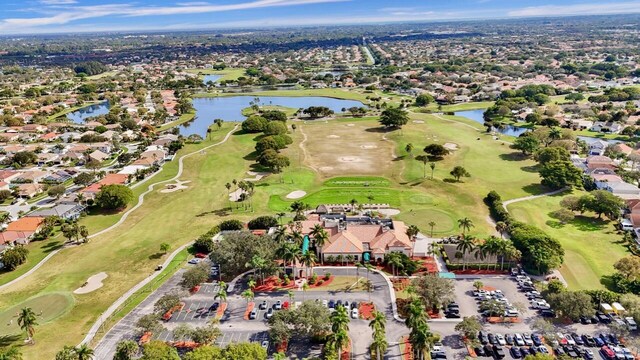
[[443, 142, 459, 151], [360, 144, 378, 149], [74, 272, 108, 294], [160, 180, 191, 193], [286, 190, 307, 199]]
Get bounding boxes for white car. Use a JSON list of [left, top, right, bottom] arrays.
[[188, 258, 200, 264], [531, 301, 550, 310], [514, 333, 525, 346], [322, 300, 328, 307], [564, 334, 576, 346], [261, 340, 269, 350], [496, 334, 506, 345], [526, 291, 541, 299], [473, 289, 487, 297], [523, 333, 534, 346], [351, 308, 359, 319]]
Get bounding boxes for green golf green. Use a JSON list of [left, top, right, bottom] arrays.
[[0, 292, 74, 337]]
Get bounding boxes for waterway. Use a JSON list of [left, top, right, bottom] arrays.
[[66, 101, 110, 123], [454, 109, 528, 137]]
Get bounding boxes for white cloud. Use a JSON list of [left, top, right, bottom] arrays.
[[508, 1, 640, 17], [39, 0, 77, 4], [0, 0, 349, 31]]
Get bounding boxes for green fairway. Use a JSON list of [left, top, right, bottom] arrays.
[[0, 238, 63, 287], [185, 67, 245, 82], [0, 292, 74, 337], [508, 191, 628, 290], [157, 111, 195, 132], [324, 176, 391, 187]]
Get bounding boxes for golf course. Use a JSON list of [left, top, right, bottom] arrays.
[[0, 88, 627, 357]]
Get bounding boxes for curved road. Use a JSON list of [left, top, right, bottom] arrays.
[[0, 125, 238, 293]]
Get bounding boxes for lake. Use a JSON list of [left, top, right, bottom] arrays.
[[203, 74, 222, 83], [181, 96, 364, 137], [66, 101, 110, 123], [455, 109, 528, 137]]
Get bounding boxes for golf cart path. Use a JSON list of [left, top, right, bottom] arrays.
[[501, 187, 568, 210], [0, 125, 238, 293]]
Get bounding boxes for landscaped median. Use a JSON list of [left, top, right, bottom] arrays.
[[214, 302, 227, 320], [243, 302, 255, 320], [398, 335, 413, 360]]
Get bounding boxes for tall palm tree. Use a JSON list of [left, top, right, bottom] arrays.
[[410, 321, 436, 360], [273, 226, 288, 243], [331, 305, 350, 333], [300, 251, 316, 278], [415, 155, 429, 178], [333, 329, 349, 360], [457, 217, 474, 235], [369, 310, 386, 333], [474, 242, 489, 270], [456, 235, 476, 271], [0, 212, 12, 226], [428, 221, 436, 237], [276, 212, 286, 225], [371, 333, 388, 360], [405, 225, 420, 240], [241, 289, 254, 303], [483, 236, 502, 270], [18, 307, 37, 344], [349, 198, 358, 213], [429, 162, 436, 179], [386, 252, 404, 277], [503, 242, 521, 271], [74, 344, 94, 360], [310, 226, 328, 264], [215, 287, 227, 302]]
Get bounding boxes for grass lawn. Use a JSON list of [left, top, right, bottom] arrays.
[[156, 111, 196, 132], [423, 101, 494, 112], [307, 276, 362, 291], [0, 237, 63, 287], [85, 71, 117, 80], [508, 191, 628, 290], [185, 68, 245, 82], [0, 292, 74, 338]]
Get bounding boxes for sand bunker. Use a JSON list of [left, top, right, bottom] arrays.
[[443, 143, 459, 151], [319, 166, 334, 171], [360, 144, 378, 149], [160, 180, 191, 193], [229, 188, 247, 202], [327, 135, 341, 139], [413, 120, 425, 124], [74, 272, 108, 294], [378, 208, 401, 216], [286, 190, 307, 199], [244, 171, 269, 181], [339, 156, 361, 162]]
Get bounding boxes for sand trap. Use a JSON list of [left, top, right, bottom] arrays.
[[160, 180, 191, 193], [74, 272, 107, 294], [244, 171, 269, 181], [327, 135, 341, 139], [229, 188, 247, 202], [413, 120, 425, 124], [286, 190, 307, 199], [319, 166, 334, 171], [378, 208, 401, 216], [339, 156, 361, 162], [443, 143, 459, 151], [360, 144, 378, 149]]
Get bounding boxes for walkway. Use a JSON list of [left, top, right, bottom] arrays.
[[0, 125, 238, 292], [501, 187, 568, 210]]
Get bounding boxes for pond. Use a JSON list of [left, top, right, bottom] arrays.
[[181, 96, 364, 137], [454, 109, 529, 137], [66, 101, 110, 124], [203, 74, 222, 83]]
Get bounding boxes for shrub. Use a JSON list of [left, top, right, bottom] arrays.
[[241, 115, 267, 133], [324, 273, 331, 281], [316, 280, 323, 286], [247, 216, 278, 230], [218, 219, 244, 231]]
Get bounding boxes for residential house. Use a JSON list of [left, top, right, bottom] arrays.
[[588, 140, 609, 156], [81, 173, 129, 198], [27, 203, 86, 221], [11, 170, 49, 184], [88, 150, 110, 163], [0, 216, 45, 247], [603, 182, 640, 199], [591, 121, 624, 134], [15, 183, 44, 198]]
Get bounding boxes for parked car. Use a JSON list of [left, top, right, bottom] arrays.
[[510, 346, 523, 358], [540, 309, 556, 318], [350, 302, 358, 309], [479, 331, 489, 345], [266, 308, 274, 319], [531, 333, 542, 346], [351, 308, 359, 319], [483, 344, 494, 357], [195, 253, 208, 258], [523, 333, 534, 346], [582, 335, 596, 347], [514, 333, 525, 346], [496, 334, 506, 346], [608, 334, 620, 345], [584, 349, 595, 360], [492, 345, 505, 359], [621, 346, 634, 360], [328, 300, 336, 308], [209, 302, 219, 311], [572, 333, 584, 346], [261, 340, 269, 350], [249, 309, 257, 320], [488, 333, 497, 345], [554, 347, 566, 357], [188, 258, 200, 264], [445, 312, 461, 318], [594, 336, 605, 347], [505, 334, 514, 345], [601, 346, 615, 360], [274, 300, 282, 310], [259, 300, 268, 310], [564, 334, 576, 346], [475, 346, 486, 357]]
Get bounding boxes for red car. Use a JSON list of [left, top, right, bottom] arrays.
[[195, 253, 208, 259], [601, 345, 615, 360]]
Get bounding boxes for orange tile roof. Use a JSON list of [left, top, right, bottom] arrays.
[[7, 217, 44, 232], [0, 231, 32, 244]]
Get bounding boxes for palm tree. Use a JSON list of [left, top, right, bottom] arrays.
[[415, 155, 429, 178], [300, 251, 316, 278], [429, 162, 436, 179], [406, 225, 420, 240], [331, 305, 350, 333], [287, 290, 295, 303], [474, 242, 489, 270], [495, 221, 508, 238], [349, 198, 358, 213], [18, 307, 37, 344], [456, 235, 476, 271], [246, 255, 267, 284], [369, 311, 387, 360], [247, 279, 256, 290], [0, 212, 11, 226], [333, 329, 349, 360], [273, 226, 288, 243], [503, 242, 521, 271], [405, 143, 414, 157], [276, 212, 286, 225], [241, 289, 254, 303], [386, 252, 403, 277], [74, 344, 94, 360], [410, 322, 436, 360], [302, 282, 310, 301], [215, 287, 227, 302], [457, 217, 474, 235], [483, 236, 502, 271], [309, 225, 328, 264], [428, 221, 436, 237]]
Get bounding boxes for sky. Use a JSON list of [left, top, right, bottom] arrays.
[[1, 0, 640, 35]]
